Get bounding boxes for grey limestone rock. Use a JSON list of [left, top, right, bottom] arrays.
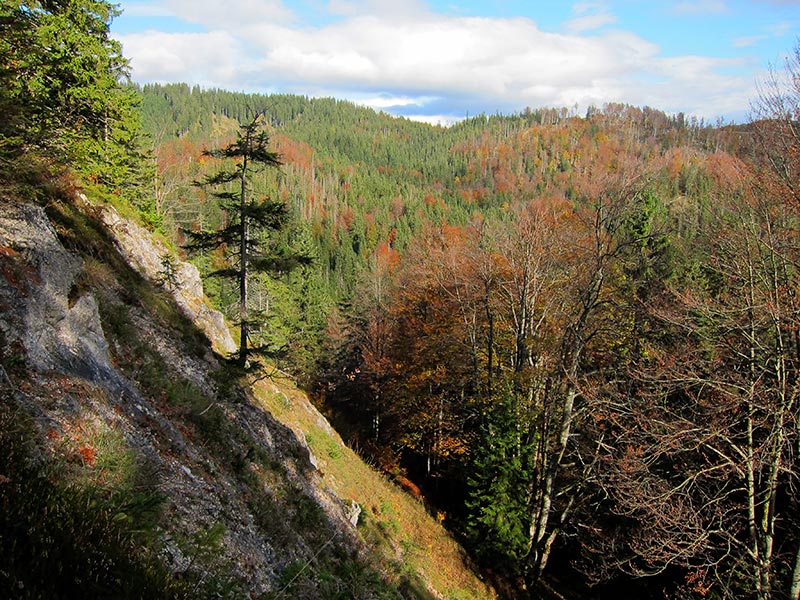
[[346, 499, 361, 527], [0, 196, 371, 596], [97, 202, 237, 356], [0, 200, 110, 381]]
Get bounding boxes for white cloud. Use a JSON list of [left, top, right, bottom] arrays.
[[672, 0, 727, 15], [733, 21, 793, 48], [325, 0, 431, 21], [404, 114, 462, 126], [235, 16, 660, 104], [114, 1, 761, 122], [564, 1, 617, 32], [355, 95, 432, 109], [117, 31, 254, 89], [635, 55, 753, 118], [327, 0, 358, 16]]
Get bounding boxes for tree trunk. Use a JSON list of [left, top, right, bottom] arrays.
[[238, 138, 250, 367], [791, 541, 800, 600], [527, 346, 581, 582], [485, 283, 494, 396]]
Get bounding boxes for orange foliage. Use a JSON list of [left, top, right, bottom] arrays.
[[337, 206, 355, 231], [374, 240, 400, 273], [274, 134, 314, 170], [493, 166, 515, 194], [705, 151, 748, 191], [78, 445, 96, 467], [393, 475, 423, 501]]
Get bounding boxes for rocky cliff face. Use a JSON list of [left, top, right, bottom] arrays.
[[0, 200, 110, 381], [96, 202, 238, 357], [0, 194, 387, 597]]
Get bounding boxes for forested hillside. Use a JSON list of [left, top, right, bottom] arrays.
[[137, 50, 800, 600], [136, 52, 800, 598], [136, 84, 725, 376], [4, 0, 800, 597]]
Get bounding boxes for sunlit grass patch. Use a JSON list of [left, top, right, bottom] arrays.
[[253, 379, 496, 600]]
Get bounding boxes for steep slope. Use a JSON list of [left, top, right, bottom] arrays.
[[0, 190, 494, 599]]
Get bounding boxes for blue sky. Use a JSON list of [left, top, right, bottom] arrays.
[[111, 1, 800, 124]]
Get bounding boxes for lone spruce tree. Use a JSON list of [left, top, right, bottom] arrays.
[[185, 113, 288, 368]]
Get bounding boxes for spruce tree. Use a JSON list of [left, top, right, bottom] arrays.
[[465, 392, 533, 576], [0, 0, 133, 176], [185, 113, 295, 368]]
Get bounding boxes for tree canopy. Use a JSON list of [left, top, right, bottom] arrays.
[[0, 0, 139, 188], [184, 113, 308, 368], [91, 37, 800, 599]]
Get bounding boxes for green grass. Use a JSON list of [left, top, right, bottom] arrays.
[[0, 401, 190, 599], [255, 379, 496, 600]]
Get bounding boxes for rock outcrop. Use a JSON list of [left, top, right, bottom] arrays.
[[0, 200, 112, 381], [96, 201, 237, 356], [0, 193, 495, 600], [0, 196, 365, 596]]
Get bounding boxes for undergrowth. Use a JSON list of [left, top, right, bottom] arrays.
[[0, 401, 191, 599]]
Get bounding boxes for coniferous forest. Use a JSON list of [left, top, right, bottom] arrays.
[[3, 1, 800, 598]]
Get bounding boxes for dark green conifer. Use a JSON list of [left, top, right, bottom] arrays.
[[465, 391, 533, 576], [0, 1, 133, 177], [185, 113, 309, 368]]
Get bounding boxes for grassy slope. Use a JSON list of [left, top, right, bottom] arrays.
[[256, 379, 496, 600], [63, 189, 495, 599], [0, 187, 495, 598]]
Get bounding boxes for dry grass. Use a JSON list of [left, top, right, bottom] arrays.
[[253, 377, 496, 600]]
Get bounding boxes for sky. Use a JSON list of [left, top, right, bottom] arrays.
[[111, 0, 800, 125]]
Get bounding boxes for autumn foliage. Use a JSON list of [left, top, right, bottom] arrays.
[[140, 51, 800, 597]]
